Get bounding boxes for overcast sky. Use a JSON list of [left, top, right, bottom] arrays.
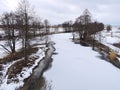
[[0, 0, 120, 25]]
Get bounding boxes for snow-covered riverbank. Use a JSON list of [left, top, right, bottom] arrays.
[[0, 36, 47, 90], [20, 41, 55, 90]]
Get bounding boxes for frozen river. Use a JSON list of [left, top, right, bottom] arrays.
[[44, 33, 120, 90]]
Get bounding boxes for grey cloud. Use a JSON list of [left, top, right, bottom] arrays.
[[0, 0, 120, 25]]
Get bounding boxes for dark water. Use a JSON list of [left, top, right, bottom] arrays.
[[19, 58, 53, 90], [20, 75, 52, 90], [20, 42, 55, 90]]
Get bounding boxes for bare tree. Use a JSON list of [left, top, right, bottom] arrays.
[[106, 25, 112, 32], [44, 19, 50, 46], [31, 17, 42, 37], [1, 12, 16, 53], [16, 0, 33, 61], [44, 19, 49, 35]]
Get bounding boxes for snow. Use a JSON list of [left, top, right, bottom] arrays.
[[44, 33, 120, 90], [0, 47, 45, 90], [58, 27, 65, 32], [105, 36, 119, 44], [0, 38, 23, 58], [0, 28, 5, 37], [0, 59, 23, 90], [0, 31, 47, 90], [95, 27, 120, 54], [0, 41, 8, 58], [1, 26, 120, 89]]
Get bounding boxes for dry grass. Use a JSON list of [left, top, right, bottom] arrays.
[[0, 47, 38, 64], [0, 47, 39, 83], [6, 47, 39, 83], [0, 64, 3, 71]]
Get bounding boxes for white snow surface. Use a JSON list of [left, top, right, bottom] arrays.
[[44, 33, 120, 90], [0, 39, 23, 58], [96, 27, 120, 54]]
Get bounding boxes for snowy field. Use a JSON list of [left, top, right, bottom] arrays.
[[44, 33, 120, 90], [96, 26, 120, 54]]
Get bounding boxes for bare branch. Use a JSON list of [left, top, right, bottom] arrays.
[[0, 44, 11, 53]]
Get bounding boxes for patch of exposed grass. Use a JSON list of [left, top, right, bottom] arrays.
[[7, 47, 39, 83], [0, 47, 38, 64], [0, 64, 3, 71]]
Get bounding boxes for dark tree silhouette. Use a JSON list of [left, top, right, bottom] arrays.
[[106, 25, 112, 32], [1, 12, 16, 53], [16, 0, 33, 61]]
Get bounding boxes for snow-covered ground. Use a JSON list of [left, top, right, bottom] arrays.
[[1, 27, 120, 90], [0, 36, 47, 90], [44, 33, 120, 90], [96, 27, 120, 54], [0, 48, 45, 90], [0, 27, 54, 90]]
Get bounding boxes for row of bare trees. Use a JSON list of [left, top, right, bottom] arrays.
[[62, 9, 104, 39], [73, 9, 104, 50], [61, 9, 104, 49], [0, 0, 50, 60]]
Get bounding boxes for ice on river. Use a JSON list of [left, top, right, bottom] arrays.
[[44, 33, 120, 90]]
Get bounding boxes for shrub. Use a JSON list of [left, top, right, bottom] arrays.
[[108, 50, 117, 61]]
